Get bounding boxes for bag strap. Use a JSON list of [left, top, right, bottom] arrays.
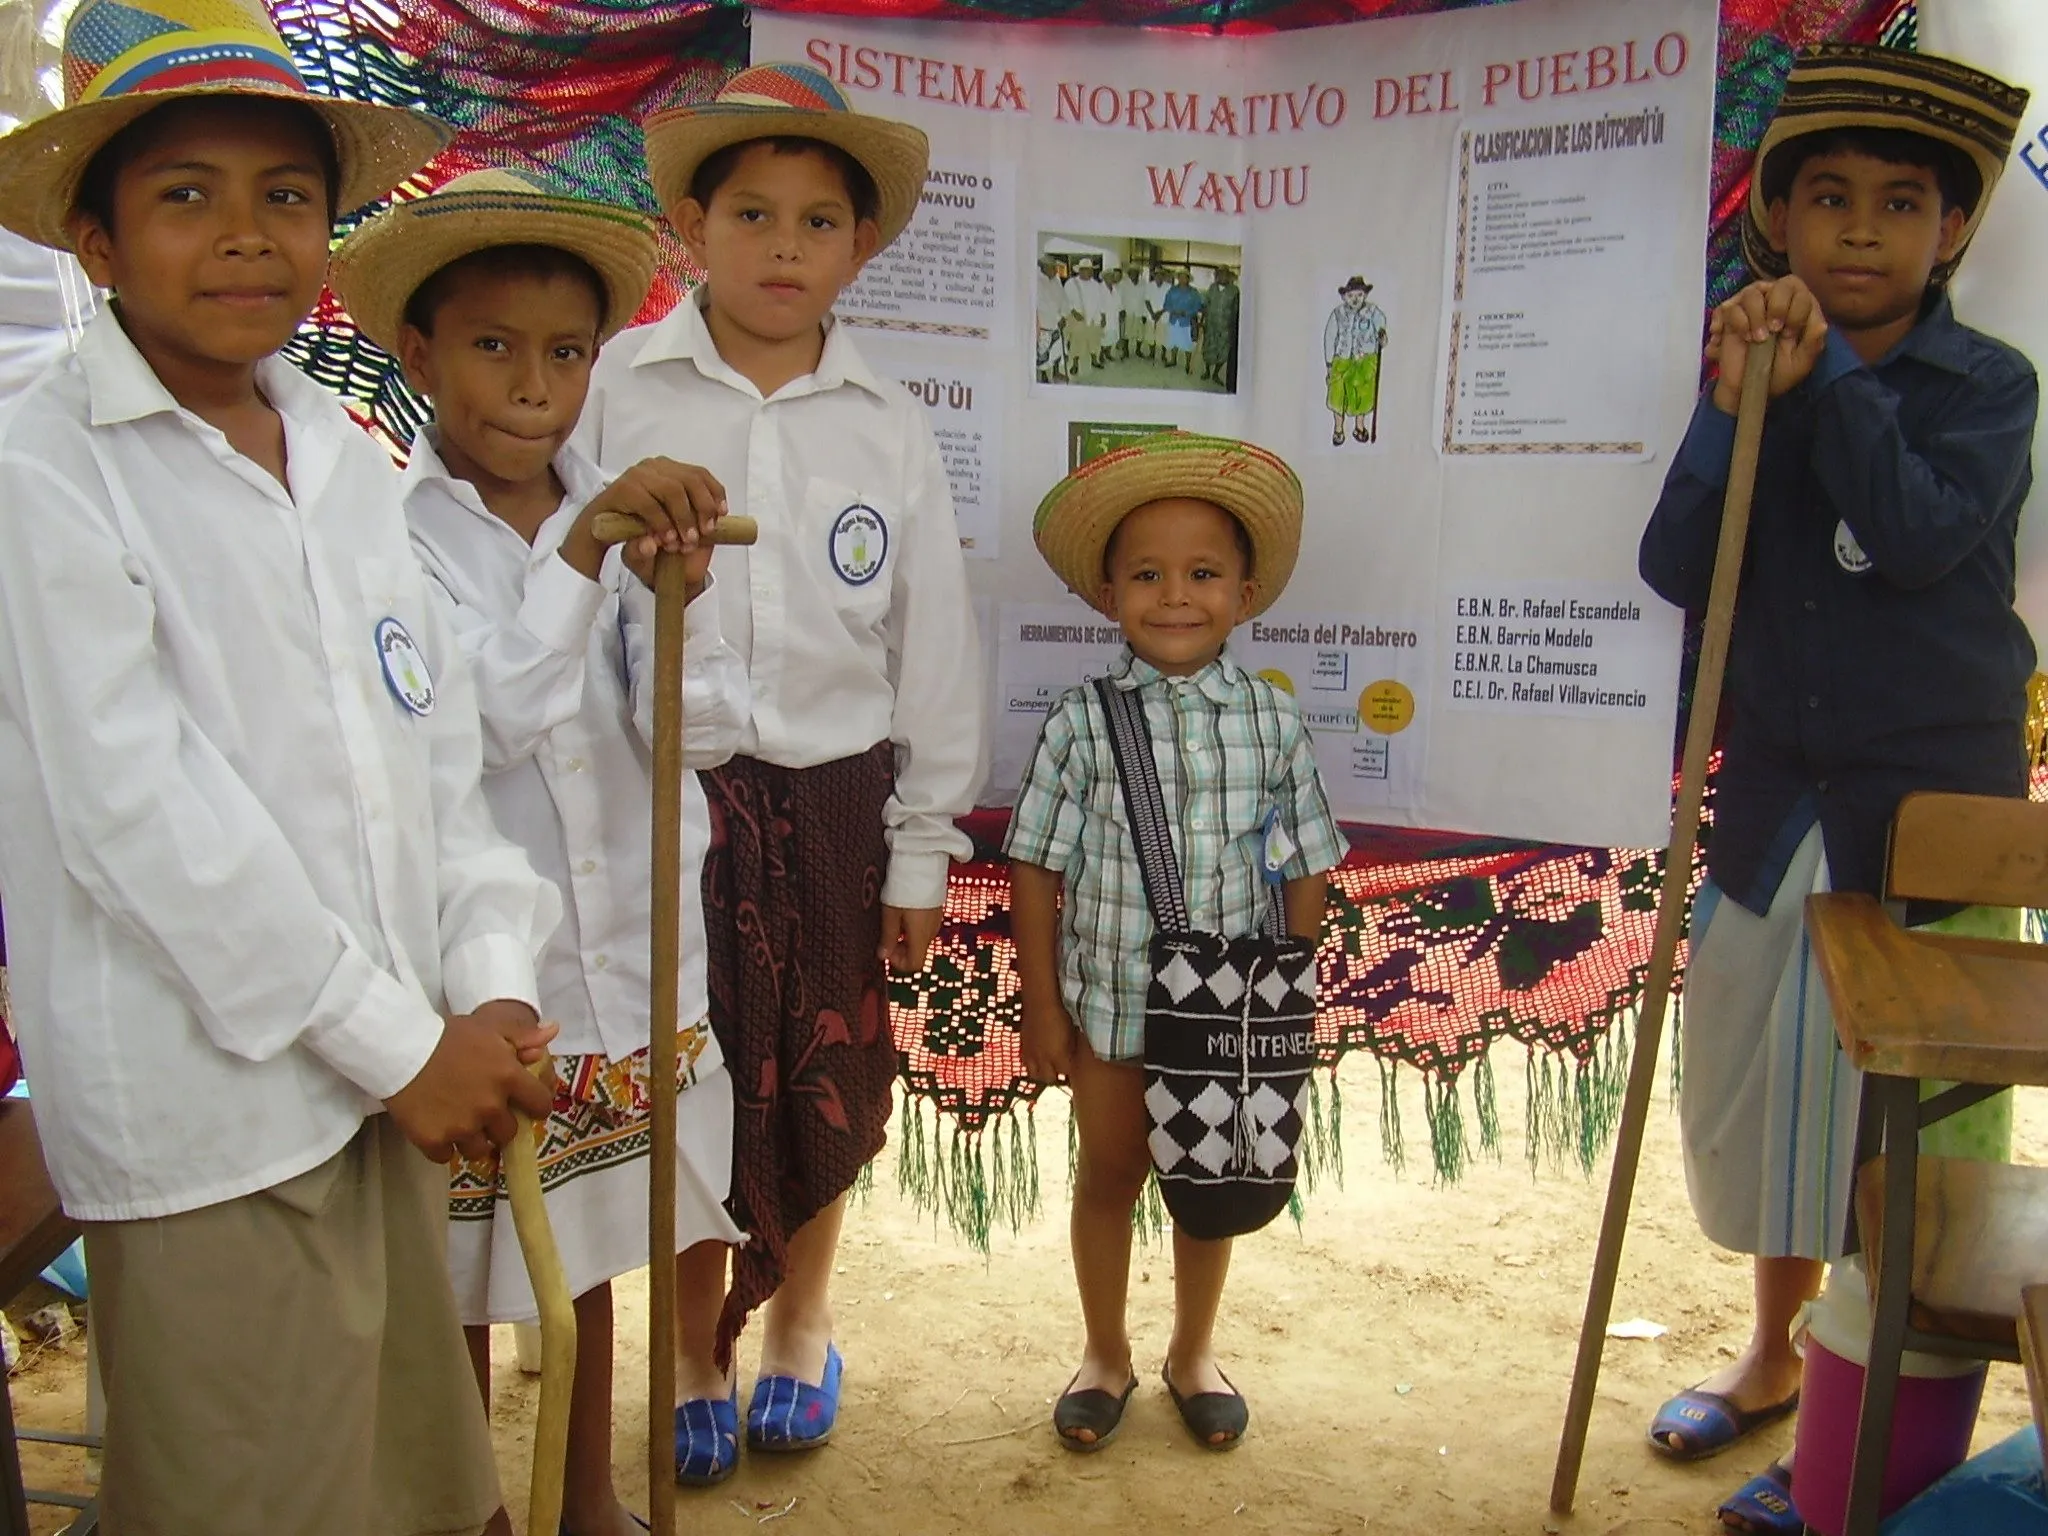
[[1093, 676, 1192, 934]]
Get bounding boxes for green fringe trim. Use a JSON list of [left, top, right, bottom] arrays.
[[1474, 1053, 1502, 1159], [1296, 1068, 1345, 1195], [1422, 1072, 1467, 1183], [1378, 1058, 1405, 1175], [887, 1043, 1625, 1249], [893, 1096, 1043, 1255], [1668, 982, 1685, 1103], [1523, 1012, 1636, 1175]]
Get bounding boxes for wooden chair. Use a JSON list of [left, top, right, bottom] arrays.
[[1805, 790, 2048, 1536], [0, 1099, 95, 1536], [2022, 1284, 2048, 1464]]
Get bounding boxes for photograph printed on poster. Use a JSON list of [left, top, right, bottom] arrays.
[[1033, 230, 1242, 395], [1066, 419, 1180, 471], [1319, 274, 1391, 449]]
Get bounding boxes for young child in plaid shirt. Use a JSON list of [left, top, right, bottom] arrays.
[[1006, 432, 1346, 1455]]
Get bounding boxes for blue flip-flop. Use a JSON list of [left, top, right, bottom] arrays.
[[747, 1344, 843, 1451], [1648, 1386, 1799, 1461], [560, 1516, 649, 1535], [674, 1390, 739, 1486], [1718, 1461, 1802, 1535]]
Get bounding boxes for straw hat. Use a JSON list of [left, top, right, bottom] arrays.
[[331, 168, 659, 355], [1034, 432, 1304, 620], [643, 62, 928, 250], [0, 0, 451, 252], [1743, 43, 2029, 285]]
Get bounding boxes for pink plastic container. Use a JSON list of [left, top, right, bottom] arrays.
[[1791, 1260, 1988, 1535]]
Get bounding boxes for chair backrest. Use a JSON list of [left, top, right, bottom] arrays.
[[1887, 791, 2048, 909]]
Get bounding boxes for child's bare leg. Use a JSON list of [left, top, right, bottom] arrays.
[[1165, 1228, 1236, 1438], [676, 1240, 733, 1401], [1065, 1038, 1150, 1432], [559, 1282, 642, 1536], [759, 1193, 847, 1383], [1658, 1254, 1818, 1455]]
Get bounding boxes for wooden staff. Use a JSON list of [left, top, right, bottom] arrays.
[[1550, 335, 1777, 1515], [502, 1054, 574, 1536], [591, 507, 759, 1536]]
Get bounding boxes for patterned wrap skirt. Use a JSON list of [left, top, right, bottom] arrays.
[[702, 742, 897, 1364], [446, 1022, 743, 1325]]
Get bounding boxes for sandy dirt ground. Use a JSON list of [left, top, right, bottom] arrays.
[[12, 1040, 2041, 1535]]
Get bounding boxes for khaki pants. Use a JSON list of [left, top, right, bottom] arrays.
[[85, 1115, 501, 1536]]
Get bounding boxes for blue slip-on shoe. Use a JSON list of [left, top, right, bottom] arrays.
[[1717, 1462, 1803, 1535], [746, 1344, 843, 1451], [1648, 1386, 1799, 1462], [674, 1391, 739, 1486]]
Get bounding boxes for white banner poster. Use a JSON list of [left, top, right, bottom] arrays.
[[756, 0, 1715, 847], [1920, 1, 2048, 648]]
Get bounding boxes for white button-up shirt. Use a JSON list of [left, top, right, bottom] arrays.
[[0, 228, 93, 406], [0, 313, 559, 1221], [574, 293, 983, 908], [404, 432, 746, 1062]]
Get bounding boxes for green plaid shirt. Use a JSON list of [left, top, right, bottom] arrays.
[[1004, 648, 1347, 1061]]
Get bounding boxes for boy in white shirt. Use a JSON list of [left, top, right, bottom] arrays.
[[333, 169, 751, 1523], [0, 2, 561, 1530], [578, 60, 984, 1466]]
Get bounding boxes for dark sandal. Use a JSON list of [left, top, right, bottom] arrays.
[[1054, 1372, 1138, 1451], [1163, 1363, 1248, 1450], [1648, 1386, 1799, 1461], [1718, 1461, 1802, 1534]]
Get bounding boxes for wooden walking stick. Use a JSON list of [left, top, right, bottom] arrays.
[[591, 508, 759, 1536], [503, 1055, 576, 1536], [1550, 334, 1777, 1515]]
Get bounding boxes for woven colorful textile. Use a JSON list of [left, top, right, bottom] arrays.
[[264, 0, 1915, 1230]]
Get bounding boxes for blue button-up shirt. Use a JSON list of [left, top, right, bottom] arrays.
[[1640, 294, 2038, 912]]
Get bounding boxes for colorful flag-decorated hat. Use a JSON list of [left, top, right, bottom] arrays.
[[1744, 43, 2030, 285], [332, 168, 660, 355], [643, 62, 928, 250], [0, 0, 452, 252], [1034, 432, 1305, 620]]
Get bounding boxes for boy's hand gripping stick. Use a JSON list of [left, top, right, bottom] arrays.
[[1551, 335, 1778, 1515], [503, 1053, 574, 1536], [591, 508, 758, 1536]]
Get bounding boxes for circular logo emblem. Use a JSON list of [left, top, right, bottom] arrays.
[[375, 616, 436, 717], [828, 502, 888, 587], [1359, 678, 1415, 735], [1256, 667, 1296, 695], [1833, 519, 1873, 575]]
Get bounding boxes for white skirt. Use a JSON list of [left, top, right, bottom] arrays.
[[1679, 824, 1861, 1260], [447, 1027, 746, 1325], [1678, 825, 2017, 1261]]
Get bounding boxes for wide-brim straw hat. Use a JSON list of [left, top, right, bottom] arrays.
[[0, 0, 450, 252], [1743, 43, 2029, 286], [331, 168, 659, 354], [1034, 432, 1304, 620], [643, 61, 928, 251]]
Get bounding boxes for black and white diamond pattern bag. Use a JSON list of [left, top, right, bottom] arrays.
[[1095, 678, 1319, 1242]]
